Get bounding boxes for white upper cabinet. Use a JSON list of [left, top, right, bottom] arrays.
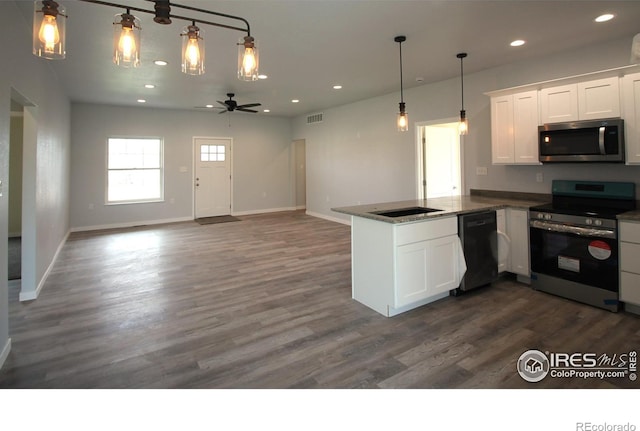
[[577, 77, 621, 120], [539, 84, 578, 123], [622, 72, 640, 164], [491, 90, 540, 165], [539, 77, 621, 124]]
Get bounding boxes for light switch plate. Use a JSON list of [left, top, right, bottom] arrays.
[[476, 167, 488, 176]]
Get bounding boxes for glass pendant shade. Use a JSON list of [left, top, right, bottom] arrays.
[[238, 36, 259, 81], [397, 103, 408, 132], [631, 33, 640, 64], [113, 13, 141, 68], [457, 52, 469, 136], [33, 1, 66, 59], [181, 25, 205, 75], [459, 110, 469, 135]]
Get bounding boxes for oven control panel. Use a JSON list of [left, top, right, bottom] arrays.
[[530, 211, 617, 230]]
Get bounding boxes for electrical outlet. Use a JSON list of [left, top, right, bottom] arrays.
[[88, 203, 94, 210], [536, 172, 544, 183], [476, 167, 488, 176]]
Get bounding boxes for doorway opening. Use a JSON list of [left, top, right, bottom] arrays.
[[416, 120, 463, 200], [292, 139, 306, 210], [8, 101, 23, 283], [8, 89, 37, 302]]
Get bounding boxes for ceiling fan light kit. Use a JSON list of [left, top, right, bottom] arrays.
[[32, 0, 259, 80]]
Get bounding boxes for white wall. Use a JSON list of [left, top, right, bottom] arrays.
[[292, 35, 640, 222], [70, 104, 293, 230], [0, 1, 71, 366]]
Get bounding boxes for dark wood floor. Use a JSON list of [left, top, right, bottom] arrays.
[[1, 210, 638, 389]]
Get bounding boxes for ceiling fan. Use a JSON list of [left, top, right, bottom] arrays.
[[215, 93, 261, 114]]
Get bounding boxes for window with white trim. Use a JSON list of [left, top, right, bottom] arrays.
[[107, 137, 163, 204]]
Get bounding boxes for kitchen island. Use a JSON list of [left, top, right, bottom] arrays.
[[333, 194, 545, 317]]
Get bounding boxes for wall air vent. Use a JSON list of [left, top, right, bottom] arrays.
[[306, 113, 323, 124]]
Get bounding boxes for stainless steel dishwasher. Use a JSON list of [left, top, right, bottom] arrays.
[[451, 210, 498, 295]]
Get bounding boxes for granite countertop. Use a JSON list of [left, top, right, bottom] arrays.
[[618, 210, 640, 222], [332, 194, 548, 224]]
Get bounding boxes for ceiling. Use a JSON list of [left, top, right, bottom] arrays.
[[16, 0, 640, 117]]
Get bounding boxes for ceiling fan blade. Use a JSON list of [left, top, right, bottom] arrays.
[[237, 103, 261, 109], [217, 100, 228, 107], [237, 108, 259, 113], [218, 109, 229, 114]]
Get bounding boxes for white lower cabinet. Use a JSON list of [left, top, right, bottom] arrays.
[[506, 208, 530, 277], [620, 221, 640, 309], [351, 215, 463, 317], [395, 235, 463, 308]]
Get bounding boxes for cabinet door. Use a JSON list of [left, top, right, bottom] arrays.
[[513, 90, 541, 164], [577, 77, 620, 120], [540, 84, 578, 124], [395, 241, 430, 307], [426, 235, 463, 296], [395, 235, 461, 307], [491, 95, 515, 164], [623, 73, 640, 164], [506, 208, 530, 276]]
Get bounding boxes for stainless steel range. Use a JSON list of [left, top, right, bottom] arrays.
[[529, 180, 636, 312]]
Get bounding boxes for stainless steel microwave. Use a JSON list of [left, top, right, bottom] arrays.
[[538, 118, 625, 163]]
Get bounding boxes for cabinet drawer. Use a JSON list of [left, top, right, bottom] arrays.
[[620, 221, 640, 244], [621, 271, 640, 306], [395, 216, 457, 246], [621, 242, 640, 273]]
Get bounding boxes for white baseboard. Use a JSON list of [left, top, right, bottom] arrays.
[[305, 210, 351, 226], [232, 207, 298, 216], [69, 216, 193, 233], [0, 338, 11, 371], [19, 230, 70, 302]]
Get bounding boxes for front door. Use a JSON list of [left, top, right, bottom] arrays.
[[194, 137, 231, 218]]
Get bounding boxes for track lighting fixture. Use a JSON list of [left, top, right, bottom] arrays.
[[33, 0, 66, 59], [238, 35, 259, 81], [33, 0, 259, 80], [457, 52, 468, 136], [181, 21, 205, 75], [395, 35, 408, 132], [113, 10, 141, 67]]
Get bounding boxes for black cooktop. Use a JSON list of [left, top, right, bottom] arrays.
[[529, 202, 631, 219], [531, 180, 637, 219]]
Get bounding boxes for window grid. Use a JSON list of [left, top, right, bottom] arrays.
[[201, 144, 226, 162]]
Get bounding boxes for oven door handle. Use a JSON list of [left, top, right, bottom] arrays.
[[530, 220, 616, 239]]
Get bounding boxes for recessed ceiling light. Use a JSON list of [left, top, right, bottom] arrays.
[[258, 74, 268, 80], [144, 84, 155, 89], [595, 13, 615, 23], [263, 109, 270, 113], [510, 39, 526, 47], [205, 104, 214, 108], [154, 60, 168, 66], [291, 99, 299, 103], [137, 99, 146, 103], [333, 85, 342, 90]]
